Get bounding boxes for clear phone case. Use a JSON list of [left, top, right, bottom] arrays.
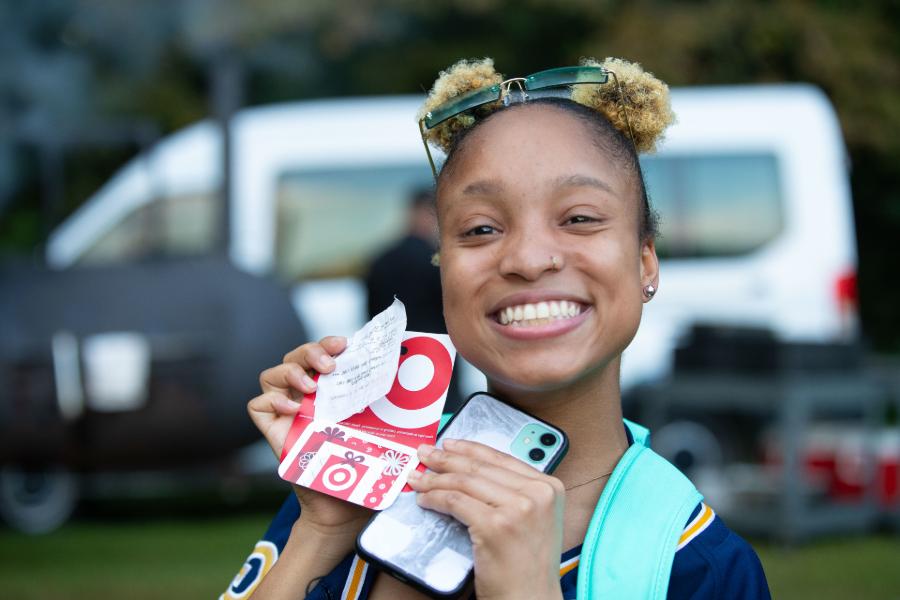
[[356, 392, 569, 597]]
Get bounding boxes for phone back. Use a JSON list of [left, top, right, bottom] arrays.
[[356, 393, 567, 596]]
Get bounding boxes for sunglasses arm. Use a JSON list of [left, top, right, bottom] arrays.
[[419, 119, 439, 180]]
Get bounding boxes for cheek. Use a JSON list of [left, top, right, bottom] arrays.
[[438, 250, 493, 361], [439, 253, 477, 327], [573, 236, 642, 292], [572, 237, 645, 337]]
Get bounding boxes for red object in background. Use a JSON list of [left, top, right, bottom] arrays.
[[834, 270, 858, 307], [767, 427, 899, 507], [876, 441, 899, 505]]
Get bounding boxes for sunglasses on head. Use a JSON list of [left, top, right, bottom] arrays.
[[418, 65, 635, 179]]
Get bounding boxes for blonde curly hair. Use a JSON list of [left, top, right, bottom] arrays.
[[418, 57, 674, 154]]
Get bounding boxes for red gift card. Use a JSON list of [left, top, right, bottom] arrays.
[[279, 326, 455, 510]]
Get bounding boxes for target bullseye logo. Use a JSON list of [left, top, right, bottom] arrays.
[[322, 462, 359, 491], [369, 336, 454, 429]]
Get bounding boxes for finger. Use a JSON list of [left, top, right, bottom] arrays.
[[283, 343, 338, 374], [415, 488, 491, 528], [319, 335, 348, 356], [426, 440, 545, 480], [259, 363, 317, 395], [407, 467, 523, 508], [281, 336, 346, 369], [247, 391, 302, 418], [416, 445, 542, 494]]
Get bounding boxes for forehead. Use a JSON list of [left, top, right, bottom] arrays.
[[436, 104, 632, 207]]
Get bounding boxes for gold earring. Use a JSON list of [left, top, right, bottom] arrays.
[[550, 255, 560, 270], [431, 252, 441, 267]]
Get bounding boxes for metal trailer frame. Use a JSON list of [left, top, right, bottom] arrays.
[[638, 372, 890, 544]]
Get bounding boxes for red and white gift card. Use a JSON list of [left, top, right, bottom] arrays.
[[278, 299, 455, 510]]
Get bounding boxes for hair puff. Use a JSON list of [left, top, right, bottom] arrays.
[[417, 58, 505, 153], [571, 57, 674, 153]]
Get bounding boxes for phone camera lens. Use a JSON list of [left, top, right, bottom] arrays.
[[540, 433, 557, 447], [528, 448, 545, 462]]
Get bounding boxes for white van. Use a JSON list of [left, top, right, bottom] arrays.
[[46, 86, 859, 394]]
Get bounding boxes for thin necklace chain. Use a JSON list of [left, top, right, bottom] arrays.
[[564, 469, 614, 491]]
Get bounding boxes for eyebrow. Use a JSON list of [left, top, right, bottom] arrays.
[[461, 174, 615, 197], [553, 173, 615, 195], [462, 179, 504, 196]]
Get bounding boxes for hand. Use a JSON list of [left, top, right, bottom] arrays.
[[248, 336, 370, 533], [407, 439, 566, 600]]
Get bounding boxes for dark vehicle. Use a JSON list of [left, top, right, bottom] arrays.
[[0, 256, 305, 532]]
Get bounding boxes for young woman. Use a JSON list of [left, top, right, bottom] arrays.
[[225, 58, 771, 600]]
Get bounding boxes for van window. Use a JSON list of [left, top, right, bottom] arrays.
[[275, 165, 433, 282], [77, 192, 219, 264], [641, 153, 783, 258]]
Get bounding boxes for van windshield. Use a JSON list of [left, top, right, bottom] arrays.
[[275, 165, 433, 282], [642, 153, 783, 259]]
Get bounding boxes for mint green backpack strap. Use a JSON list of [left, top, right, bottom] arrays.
[[623, 418, 650, 446], [439, 412, 453, 432], [576, 424, 702, 599]]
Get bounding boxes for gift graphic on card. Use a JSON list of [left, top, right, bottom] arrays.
[[278, 299, 456, 510]]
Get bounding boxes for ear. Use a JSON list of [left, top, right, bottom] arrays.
[[639, 238, 659, 300]]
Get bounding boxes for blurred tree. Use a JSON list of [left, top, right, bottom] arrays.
[[0, 0, 897, 349]]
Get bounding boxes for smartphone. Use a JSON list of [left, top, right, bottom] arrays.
[[356, 392, 569, 597]]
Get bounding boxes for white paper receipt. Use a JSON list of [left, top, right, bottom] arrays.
[[314, 298, 408, 423]]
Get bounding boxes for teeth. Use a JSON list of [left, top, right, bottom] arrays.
[[496, 300, 584, 327]]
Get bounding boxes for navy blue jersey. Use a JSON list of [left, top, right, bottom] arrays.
[[221, 493, 770, 599]]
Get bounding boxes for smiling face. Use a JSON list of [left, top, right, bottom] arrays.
[[436, 103, 659, 393]]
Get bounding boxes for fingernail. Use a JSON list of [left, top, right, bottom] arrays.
[[302, 374, 317, 389], [407, 469, 422, 481], [319, 355, 335, 369], [418, 444, 434, 458]]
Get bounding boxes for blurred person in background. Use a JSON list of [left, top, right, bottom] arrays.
[[365, 187, 444, 334]]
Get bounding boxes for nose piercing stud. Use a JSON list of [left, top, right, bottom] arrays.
[[643, 284, 656, 300], [550, 255, 560, 270]]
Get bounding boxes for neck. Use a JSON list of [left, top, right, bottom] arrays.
[[486, 358, 630, 490]]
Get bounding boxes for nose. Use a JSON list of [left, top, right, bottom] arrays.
[[497, 227, 563, 281]]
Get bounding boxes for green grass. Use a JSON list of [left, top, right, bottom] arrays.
[[0, 514, 898, 599], [756, 536, 900, 600], [0, 515, 271, 600]]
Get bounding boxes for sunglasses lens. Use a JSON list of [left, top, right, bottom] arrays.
[[424, 84, 502, 129], [525, 66, 609, 90]]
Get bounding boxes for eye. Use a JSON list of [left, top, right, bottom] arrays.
[[565, 215, 599, 225], [463, 224, 498, 236]]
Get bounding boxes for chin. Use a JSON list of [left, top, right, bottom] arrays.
[[483, 359, 597, 394]]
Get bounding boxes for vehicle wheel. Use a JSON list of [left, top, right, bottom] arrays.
[[0, 466, 78, 534], [652, 420, 724, 475]]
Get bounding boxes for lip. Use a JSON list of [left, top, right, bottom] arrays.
[[488, 305, 593, 340], [487, 290, 592, 315]]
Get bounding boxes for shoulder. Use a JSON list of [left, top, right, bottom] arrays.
[[668, 502, 771, 600]]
